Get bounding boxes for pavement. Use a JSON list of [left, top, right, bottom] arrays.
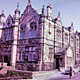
[[17, 68, 80, 80], [23, 70, 65, 80], [48, 72, 80, 80], [32, 72, 63, 80]]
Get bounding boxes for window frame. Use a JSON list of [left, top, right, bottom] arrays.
[[20, 23, 26, 39], [28, 47, 36, 61], [4, 28, 13, 40], [30, 22, 37, 38]]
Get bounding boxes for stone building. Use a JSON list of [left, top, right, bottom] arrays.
[[75, 31, 80, 65], [0, 0, 79, 71]]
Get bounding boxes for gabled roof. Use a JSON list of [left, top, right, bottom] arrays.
[[20, 5, 40, 19], [7, 14, 13, 21], [20, 4, 40, 24], [52, 12, 63, 26]]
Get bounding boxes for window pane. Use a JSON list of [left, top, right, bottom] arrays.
[[32, 52, 36, 61], [7, 34, 9, 40], [29, 47, 32, 51], [22, 53, 24, 60], [20, 23, 26, 39], [19, 48, 22, 52], [21, 27, 23, 31], [24, 27, 26, 31], [30, 26, 33, 30], [20, 32, 23, 39], [4, 34, 6, 40], [11, 29, 13, 39], [19, 53, 21, 60], [10, 29, 12, 33], [33, 47, 36, 51], [28, 52, 32, 61], [23, 47, 25, 51], [10, 51, 11, 54], [24, 32, 26, 38], [9, 34, 11, 40], [34, 30, 36, 37], [11, 34, 13, 39], [34, 25, 37, 30], [30, 31, 33, 38]]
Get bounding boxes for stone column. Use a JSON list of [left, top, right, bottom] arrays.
[[11, 3, 20, 69], [11, 25, 18, 69], [0, 10, 5, 39], [0, 23, 3, 38]]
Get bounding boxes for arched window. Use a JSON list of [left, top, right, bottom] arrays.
[[30, 21, 37, 38], [9, 29, 13, 40], [34, 25, 37, 37], [20, 23, 26, 39], [4, 28, 13, 40]]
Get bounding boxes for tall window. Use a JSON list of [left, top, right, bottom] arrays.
[[6, 30, 9, 40], [28, 47, 36, 61], [4, 28, 13, 40], [19, 47, 25, 61], [20, 23, 26, 39], [9, 29, 13, 40], [4, 31, 7, 40], [30, 21, 37, 38]]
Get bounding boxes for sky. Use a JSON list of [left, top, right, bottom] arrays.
[[0, 0, 80, 32]]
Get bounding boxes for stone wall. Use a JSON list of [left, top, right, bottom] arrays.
[[43, 62, 55, 71], [0, 69, 58, 79], [0, 70, 32, 79], [16, 61, 39, 71]]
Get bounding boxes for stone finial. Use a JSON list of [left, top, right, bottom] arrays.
[[17, 2, 19, 8], [42, 5, 45, 9], [2, 9, 4, 13], [28, 0, 31, 3], [76, 30, 78, 33], [58, 12, 60, 17], [71, 22, 73, 26], [47, 3, 52, 9], [15, 2, 20, 14], [42, 5, 45, 16], [27, 0, 31, 6], [0, 9, 5, 17]]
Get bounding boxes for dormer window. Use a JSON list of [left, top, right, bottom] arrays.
[[30, 21, 37, 38], [20, 23, 26, 39]]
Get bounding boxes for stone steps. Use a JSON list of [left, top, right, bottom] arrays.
[[0, 66, 12, 74]]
